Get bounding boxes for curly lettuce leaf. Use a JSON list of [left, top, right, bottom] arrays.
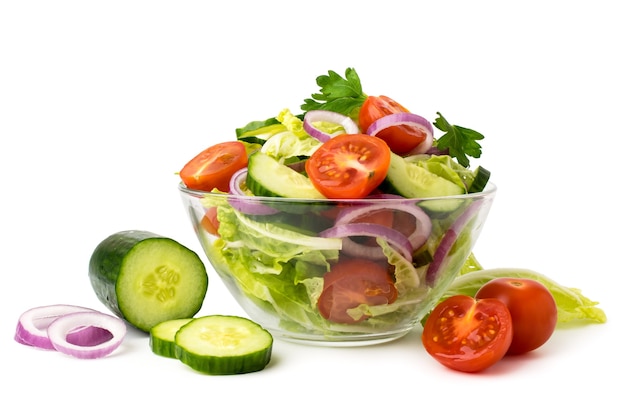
[[441, 268, 607, 325]]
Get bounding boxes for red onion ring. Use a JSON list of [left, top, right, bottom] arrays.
[[426, 200, 483, 285], [319, 222, 413, 261], [303, 110, 360, 142], [14, 304, 98, 350], [366, 112, 434, 154], [47, 311, 126, 359], [334, 201, 432, 251], [227, 168, 279, 215], [229, 167, 250, 196]]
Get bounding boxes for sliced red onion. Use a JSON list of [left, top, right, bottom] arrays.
[[366, 112, 434, 154], [303, 110, 360, 142], [227, 168, 279, 215], [426, 200, 483, 285], [335, 201, 432, 251], [47, 311, 127, 359], [320, 222, 413, 261], [14, 304, 97, 350], [229, 167, 249, 196], [66, 326, 115, 346]]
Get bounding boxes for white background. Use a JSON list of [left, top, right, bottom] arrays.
[[1, 1, 623, 415]]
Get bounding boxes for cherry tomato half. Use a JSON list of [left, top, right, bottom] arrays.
[[305, 133, 391, 199], [358, 95, 429, 155], [317, 258, 398, 324], [475, 278, 557, 355], [422, 295, 513, 373], [179, 141, 248, 192], [199, 206, 220, 236]]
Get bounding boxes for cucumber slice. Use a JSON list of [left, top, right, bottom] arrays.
[[468, 166, 491, 193], [246, 151, 325, 199], [383, 153, 466, 213], [384, 153, 465, 198], [175, 315, 273, 375], [88, 230, 209, 333], [150, 318, 194, 358]]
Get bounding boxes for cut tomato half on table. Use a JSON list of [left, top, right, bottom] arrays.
[[179, 141, 248, 192], [317, 257, 398, 324], [421, 295, 513, 373], [305, 133, 391, 199]]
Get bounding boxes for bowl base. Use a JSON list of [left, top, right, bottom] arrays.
[[268, 328, 412, 347]]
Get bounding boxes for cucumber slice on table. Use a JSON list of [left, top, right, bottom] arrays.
[[150, 318, 194, 358], [88, 230, 209, 333], [175, 315, 273, 375]]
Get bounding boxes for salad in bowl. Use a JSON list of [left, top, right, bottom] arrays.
[[178, 68, 496, 345]]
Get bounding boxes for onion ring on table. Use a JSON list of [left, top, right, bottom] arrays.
[[14, 304, 98, 350], [46, 311, 127, 359]]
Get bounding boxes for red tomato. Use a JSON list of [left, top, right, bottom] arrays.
[[179, 141, 248, 192], [199, 206, 220, 236], [358, 95, 429, 155], [317, 258, 398, 324], [305, 134, 391, 199], [475, 278, 557, 355], [422, 295, 513, 373]]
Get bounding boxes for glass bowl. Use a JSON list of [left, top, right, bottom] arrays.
[[179, 183, 496, 346]]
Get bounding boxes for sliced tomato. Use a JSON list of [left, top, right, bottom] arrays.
[[317, 258, 398, 324], [422, 295, 513, 373], [305, 134, 391, 199], [475, 278, 557, 355], [359, 95, 429, 155], [199, 206, 220, 236], [179, 141, 248, 192]]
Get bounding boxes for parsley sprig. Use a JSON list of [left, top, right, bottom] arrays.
[[301, 68, 367, 119], [433, 113, 484, 167], [301, 67, 485, 167]]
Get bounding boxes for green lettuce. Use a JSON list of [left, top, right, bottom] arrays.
[[439, 267, 607, 324]]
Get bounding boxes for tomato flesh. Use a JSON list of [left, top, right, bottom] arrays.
[[200, 206, 220, 236], [358, 95, 428, 155], [179, 141, 248, 192], [317, 258, 398, 324], [422, 295, 513, 373], [475, 278, 557, 355], [305, 133, 391, 199]]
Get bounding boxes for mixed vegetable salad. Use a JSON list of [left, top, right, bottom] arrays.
[[178, 68, 498, 338]]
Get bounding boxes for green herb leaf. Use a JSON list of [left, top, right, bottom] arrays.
[[434, 112, 484, 168], [301, 68, 368, 119]]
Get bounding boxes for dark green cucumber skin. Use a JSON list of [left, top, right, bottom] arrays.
[[150, 335, 177, 359], [88, 230, 208, 332], [177, 347, 273, 375], [88, 231, 158, 319]]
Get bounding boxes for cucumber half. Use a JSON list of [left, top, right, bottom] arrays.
[[88, 230, 209, 333], [175, 315, 273, 375]]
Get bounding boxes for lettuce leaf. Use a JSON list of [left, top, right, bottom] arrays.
[[439, 268, 607, 325]]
